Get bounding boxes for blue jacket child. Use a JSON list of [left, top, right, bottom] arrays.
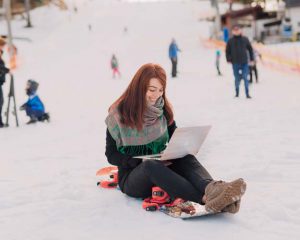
[[20, 80, 50, 124]]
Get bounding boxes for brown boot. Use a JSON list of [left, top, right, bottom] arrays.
[[204, 178, 246, 213], [204, 180, 242, 214], [222, 200, 241, 214]]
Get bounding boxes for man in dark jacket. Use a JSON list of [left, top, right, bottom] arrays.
[[0, 50, 9, 127], [226, 25, 254, 98]]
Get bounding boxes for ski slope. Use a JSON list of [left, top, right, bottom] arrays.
[[1, 0, 300, 239]]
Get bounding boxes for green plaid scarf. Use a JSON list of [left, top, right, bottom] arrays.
[[105, 97, 169, 155]]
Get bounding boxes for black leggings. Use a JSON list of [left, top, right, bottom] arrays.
[[122, 154, 213, 204]]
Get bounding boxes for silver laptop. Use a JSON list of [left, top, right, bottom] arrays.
[[134, 125, 211, 161]]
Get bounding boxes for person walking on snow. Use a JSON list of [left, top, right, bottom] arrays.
[[168, 38, 181, 78], [226, 25, 254, 98], [111, 54, 121, 79], [105, 63, 247, 214]]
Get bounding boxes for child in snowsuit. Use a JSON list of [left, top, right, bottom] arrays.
[[20, 80, 49, 124], [111, 54, 121, 78]]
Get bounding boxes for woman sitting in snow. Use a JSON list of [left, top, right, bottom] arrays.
[[20, 79, 50, 124], [105, 63, 246, 214]]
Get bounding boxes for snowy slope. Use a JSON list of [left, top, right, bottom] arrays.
[[1, 0, 300, 239]]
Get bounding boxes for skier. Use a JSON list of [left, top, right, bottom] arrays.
[[20, 80, 49, 124], [105, 63, 246, 214]]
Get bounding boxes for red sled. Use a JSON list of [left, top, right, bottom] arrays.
[[142, 186, 184, 211], [96, 166, 118, 189]]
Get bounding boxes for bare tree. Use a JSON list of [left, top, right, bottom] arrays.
[[24, 0, 32, 27], [211, 0, 221, 39]]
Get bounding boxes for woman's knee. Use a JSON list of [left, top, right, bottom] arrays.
[[184, 154, 198, 161], [123, 186, 152, 199], [141, 160, 164, 173], [175, 154, 198, 164]]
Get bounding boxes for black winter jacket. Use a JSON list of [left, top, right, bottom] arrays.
[[105, 121, 177, 191], [226, 35, 254, 64], [0, 59, 9, 85]]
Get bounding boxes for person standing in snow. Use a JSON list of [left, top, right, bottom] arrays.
[[105, 63, 247, 214], [226, 25, 254, 98], [248, 48, 261, 84], [216, 49, 222, 76], [111, 54, 121, 79], [20, 80, 49, 124], [168, 38, 181, 78], [0, 50, 9, 128]]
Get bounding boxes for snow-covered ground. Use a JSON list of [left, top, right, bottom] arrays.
[[1, 0, 300, 239]]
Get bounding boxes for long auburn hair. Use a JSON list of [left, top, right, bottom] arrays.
[[109, 63, 174, 130]]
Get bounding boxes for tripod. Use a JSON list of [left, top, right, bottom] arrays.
[[5, 73, 19, 127]]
